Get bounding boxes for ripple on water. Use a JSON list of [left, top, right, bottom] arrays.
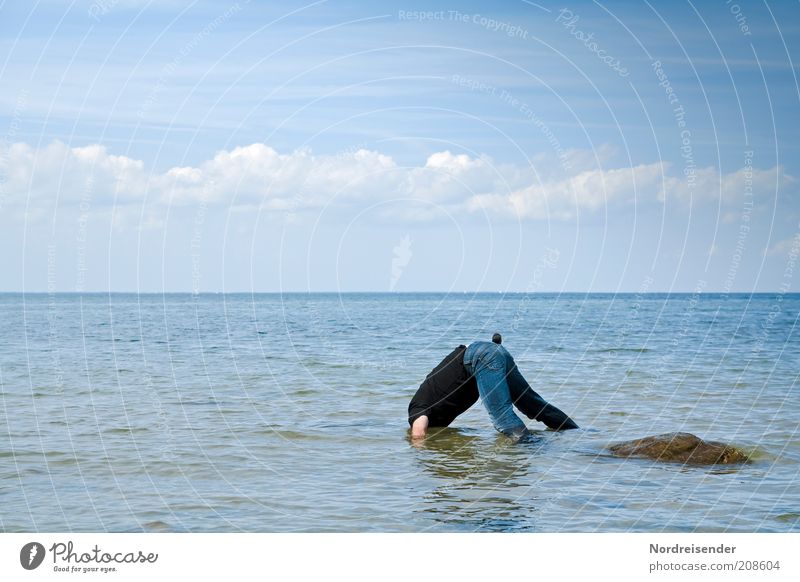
[[594, 347, 653, 353], [255, 429, 354, 445], [103, 426, 150, 435]]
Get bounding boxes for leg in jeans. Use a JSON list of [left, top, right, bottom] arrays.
[[464, 342, 528, 437], [504, 351, 579, 430]]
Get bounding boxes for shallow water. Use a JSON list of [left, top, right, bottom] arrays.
[[0, 292, 798, 532]]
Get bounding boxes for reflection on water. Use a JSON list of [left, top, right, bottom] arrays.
[[412, 429, 551, 531]]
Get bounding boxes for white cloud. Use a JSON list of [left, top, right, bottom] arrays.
[[467, 162, 666, 219], [764, 234, 800, 257], [1, 140, 792, 223], [659, 165, 793, 204], [157, 143, 403, 207], [1, 141, 146, 205]]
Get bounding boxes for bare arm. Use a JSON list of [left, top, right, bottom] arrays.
[[410, 415, 429, 439]]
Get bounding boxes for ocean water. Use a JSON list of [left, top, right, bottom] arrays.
[[0, 292, 798, 533]]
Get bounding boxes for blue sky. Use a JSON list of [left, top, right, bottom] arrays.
[[1, 0, 799, 292]]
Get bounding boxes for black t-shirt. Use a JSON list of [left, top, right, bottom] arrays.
[[408, 345, 479, 427]]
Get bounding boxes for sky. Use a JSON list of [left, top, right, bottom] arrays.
[[1, 0, 799, 292]]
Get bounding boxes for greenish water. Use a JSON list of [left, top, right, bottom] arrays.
[[0, 292, 798, 532]]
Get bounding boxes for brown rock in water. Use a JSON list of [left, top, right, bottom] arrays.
[[608, 432, 749, 465]]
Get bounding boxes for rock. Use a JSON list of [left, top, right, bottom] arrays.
[[608, 432, 749, 465]]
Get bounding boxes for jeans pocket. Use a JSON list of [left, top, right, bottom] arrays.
[[482, 354, 505, 372]]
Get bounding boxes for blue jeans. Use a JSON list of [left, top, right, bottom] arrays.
[[464, 341, 578, 436]]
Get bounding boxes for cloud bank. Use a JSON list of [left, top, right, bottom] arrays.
[[1, 140, 791, 222]]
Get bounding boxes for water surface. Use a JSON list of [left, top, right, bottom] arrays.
[[0, 292, 797, 532]]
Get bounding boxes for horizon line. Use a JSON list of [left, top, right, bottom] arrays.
[[1, 290, 797, 295]]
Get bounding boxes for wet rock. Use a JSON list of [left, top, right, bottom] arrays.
[[608, 432, 749, 465]]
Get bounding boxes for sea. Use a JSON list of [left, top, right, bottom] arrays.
[[0, 292, 798, 532]]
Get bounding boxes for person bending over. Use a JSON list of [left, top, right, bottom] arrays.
[[408, 333, 578, 439]]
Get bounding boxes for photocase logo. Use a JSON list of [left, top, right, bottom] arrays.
[[20, 542, 46, 570], [389, 234, 413, 291]]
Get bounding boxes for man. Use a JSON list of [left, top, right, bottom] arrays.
[[408, 333, 578, 439]]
